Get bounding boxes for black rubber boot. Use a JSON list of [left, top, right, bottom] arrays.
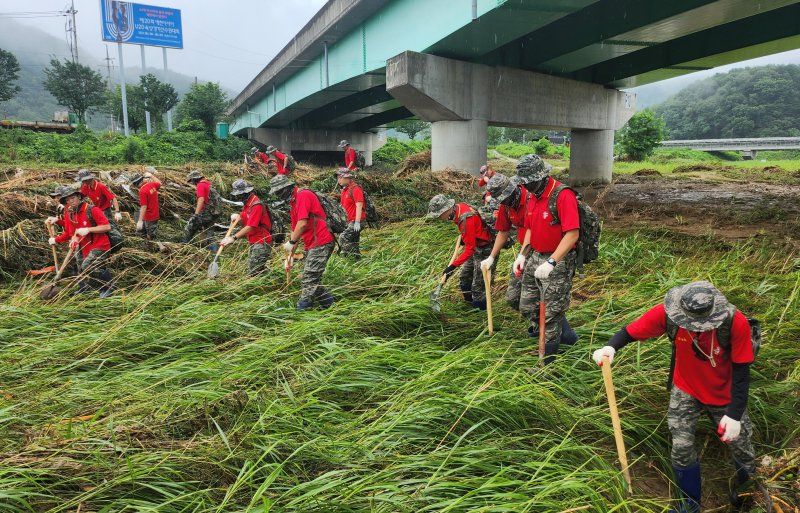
[[318, 289, 335, 309], [471, 299, 487, 311], [670, 461, 701, 513], [728, 459, 751, 509], [543, 341, 560, 365], [461, 287, 473, 303]]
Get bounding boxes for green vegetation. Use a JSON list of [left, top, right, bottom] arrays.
[[655, 65, 800, 139], [42, 58, 107, 125], [389, 119, 431, 141], [0, 48, 21, 104], [616, 110, 667, 161], [0, 127, 252, 165], [107, 74, 179, 134], [373, 137, 431, 165], [176, 82, 230, 134], [495, 140, 569, 159]]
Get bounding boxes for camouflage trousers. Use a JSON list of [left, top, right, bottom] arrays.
[[457, 245, 495, 303], [668, 386, 755, 471], [248, 243, 271, 277], [300, 242, 334, 304], [80, 249, 113, 290], [506, 261, 523, 310], [338, 222, 362, 259], [184, 211, 218, 245], [519, 250, 577, 345], [137, 219, 158, 240]]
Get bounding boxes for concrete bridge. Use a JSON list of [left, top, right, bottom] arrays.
[[661, 137, 800, 159], [229, 0, 800, 184]]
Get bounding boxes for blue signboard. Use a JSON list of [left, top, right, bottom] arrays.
[[101, 1, 183, 49]]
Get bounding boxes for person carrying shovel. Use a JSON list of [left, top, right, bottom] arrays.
[[592, 281, 759, 513], [512, 154, 580, 364], [219, 179, 273, 277], [76, 169, 124, 251], [184, 170, 222, 249], [269, 175, 335, 311], [49, 186, 115, 298], [130, 169, 162, 249], [425, 194, 495, 310]]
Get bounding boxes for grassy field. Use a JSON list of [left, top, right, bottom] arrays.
[[0, 214, 797, 511]]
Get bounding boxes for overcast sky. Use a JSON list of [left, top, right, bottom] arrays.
[[0, 0, 327, 91], [1, 0, 799, 97]]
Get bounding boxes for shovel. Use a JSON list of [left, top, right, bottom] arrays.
[[207, 218, 239, 279], [46, 223, 60, 270], [601, 355, 632, 495], [430, 234, 463, 312], [40, 245, 75, 300], [481, 267, 494, 335]]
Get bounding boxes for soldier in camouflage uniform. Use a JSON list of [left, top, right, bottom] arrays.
[[270, 175, 335, 310], [219, 179, 273, 277], [512, 155, 580, 364], [336, 168, 365, 260], [593, 281, 758, 513], [425, 194, 496, 309], [184, 170, 221, 248]]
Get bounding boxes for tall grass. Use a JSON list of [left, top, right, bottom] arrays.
[[0, 222, 797, 512]]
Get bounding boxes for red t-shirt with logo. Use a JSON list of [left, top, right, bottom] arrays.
[[255, 152, 269, 164], [291, 188, 334, 249], [495, 186, 529, 243], [340, 183, 366, 222], [196, 179, 211, 211], [56, 202, 112, 257], [626, 303, 754, 406], [240, 194, 272, 244], [524, 178, 579, 253], [272, 150, 289, 175], [139, 182, 160, 221], [344, 147, 357, 170], [80, 181, 115, 211], [451, 203, 492, 267]]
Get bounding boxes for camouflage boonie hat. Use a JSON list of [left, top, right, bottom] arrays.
[[49, 185, 67, 197], [186, 170, 203, 183], [664, 280, 731, 332], [76, 169, 96, 182], [231, 178, 254, 196], [486, 173, 517, 203], [58, 186, 83, 204], [335, 168, 354, 178], [425, 194, 455, 219], [266, 145, 277, 154], [337, 139, 350, 149], [130, 173, 144, 186], [269, 174, 295, 195], [515, 154, 551, 184]]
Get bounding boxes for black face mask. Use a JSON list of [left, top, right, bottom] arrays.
[[524, 177, 549, 198], [502, 187, 522, 209]]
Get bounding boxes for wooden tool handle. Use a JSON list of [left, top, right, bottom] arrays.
[[602, 355, 632, 494], [46, 224, 59, 269], [216, 218, 240, 257], [448, 233, 462, 265], [538, 301, 546, 359], [482, 267, 493, 335], [54, 246, 75, 281]]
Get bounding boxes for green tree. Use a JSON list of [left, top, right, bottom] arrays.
[[0, 48, 22, 104], [176, 82, 228, 133], [617, 110, 667, 161], [487, 126, 503, 146], [389, 119, 430, 141], [42, 58, 107, 124], [107, 84, 146, 133], [139, 73, 178, 131]]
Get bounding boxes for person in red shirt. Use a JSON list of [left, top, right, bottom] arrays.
[[251, 147, 270, 165], [270, 174, 335, 310], [265, 145, 290, 175], [336, 168, 365, 260], [77, 169, 124, 251], [477, 164, 495, 188], [49, 186, 115, 297], [338, 140, 358, 171], [184, 170, 221, 248], [131, 170, 162, 245], [220, 179, 273, 277], [592, 281, 757, 513], [511, 154, 580, 364], [425, 194, 494, 310]]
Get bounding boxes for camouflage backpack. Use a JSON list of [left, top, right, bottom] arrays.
[[285, 155, 297, 172], [547, 184, 600, 269], [349, 186, 379, 226], [457, 206, 494, 245], [70, 204, 124, 253], [355, 151, 366, 169], [265, 201, 288, 244], [305, 189, 349, 234], [206, 184, 223, 216]]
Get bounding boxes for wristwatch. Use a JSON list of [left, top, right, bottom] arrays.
[[546, 257, 557, 267]]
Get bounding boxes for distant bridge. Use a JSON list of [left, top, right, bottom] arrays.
[[661, 137, 800, 158]]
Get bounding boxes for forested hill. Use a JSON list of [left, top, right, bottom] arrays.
[[654, 64, 800, 139]]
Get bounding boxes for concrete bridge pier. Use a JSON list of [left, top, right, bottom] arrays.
[[386, 51, 636, 184]]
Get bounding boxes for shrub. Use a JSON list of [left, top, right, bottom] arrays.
[[374, 138, 430, 165]]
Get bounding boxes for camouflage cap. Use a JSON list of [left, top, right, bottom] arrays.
[[664, 280, 731, 332], [266, 145, 277, 153], [49, 185, 66, 197], [425, 194, 455, 219], [130, 173, 144, 186], [335, 167, 354, 178], [76, 169, 96, 182], [186, 170, 203, 182], [337, 139, 350, 149], [269, 174, 295, 195], [58, 186, 83, 204], [515, 154, 552, 184], [486, 173, 516, 203], [231, 178, 254, 196]]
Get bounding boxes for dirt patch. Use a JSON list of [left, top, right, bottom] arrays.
[[633, 168, 662, 177], [672, 163, 728, 173]]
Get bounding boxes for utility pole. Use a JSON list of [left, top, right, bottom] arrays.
[[65, 0, 79, 63]]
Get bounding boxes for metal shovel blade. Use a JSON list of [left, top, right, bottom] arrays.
[[429, 283, 443, 312], [40, 283, 61, 300], [207, 257, 221, 279]]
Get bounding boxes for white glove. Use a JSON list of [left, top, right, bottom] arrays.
[[512, 254, 526, 277], [220, 236, 235, 246], [282, 240, 295, 253], [57, 203, 64, 211], [114, 212, 123, 222], [230, 213, 241, 222], [718, 415, 741, 442], [534, 261, 555, 279], [45, 216, 58, 225], [136, 221, 144, 232], [592, 346, 616, 366], [353, 221, 361, 232], [48, 237, 57, 246], [480, 255, 495, 271], [75, 227, 90, 237], [284, 258, 293, 271]]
